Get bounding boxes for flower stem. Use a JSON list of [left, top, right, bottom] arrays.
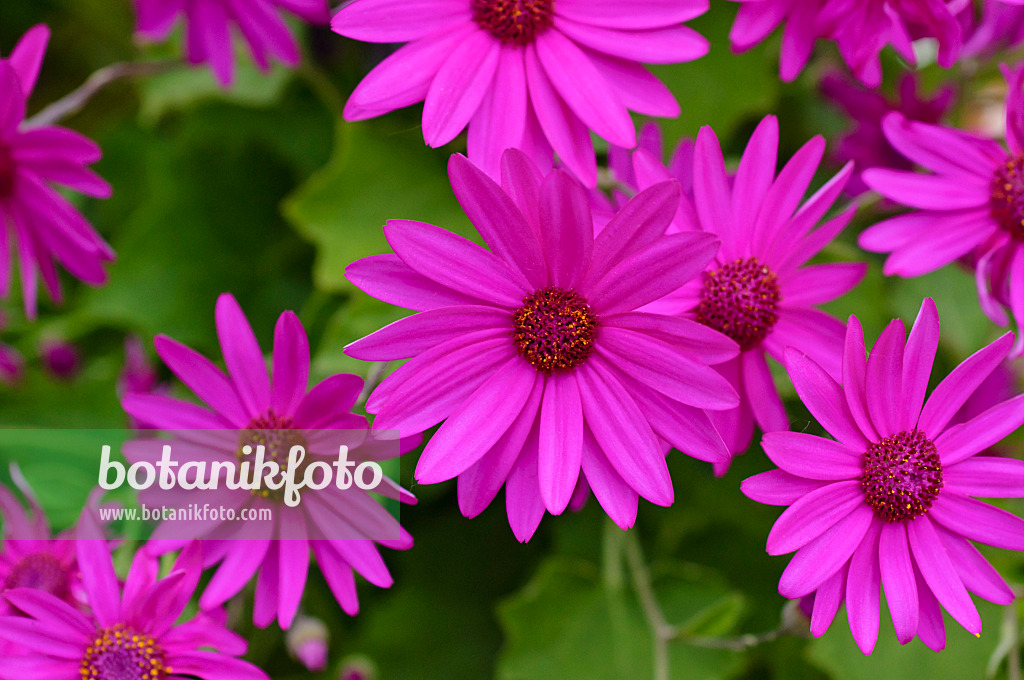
[[26, 60, 182, 127], [622, 529, 671, 680]]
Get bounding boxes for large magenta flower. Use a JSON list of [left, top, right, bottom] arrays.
[[0, 511, 268, 680], [860, 64, 1024, 355], [346, 150, 741, 541], [627, 116, 865, 469], [729, 0, 963, 86], [134, 0, 330, 86], [743, 299, 1024, 653], [121, 293, 414, 628], [0, 25, 114, 319], [332, 0, 709, 186]]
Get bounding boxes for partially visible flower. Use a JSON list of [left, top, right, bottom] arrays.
[[39, 338, 80, 381], [346, 150, 740, 540], [332, 0, 709, 185], [286, 615, 329, 672], [121, 293, 415, 628], [0, 512, 269, 680], [633, 116, 865, 470], [744, 298, 1024, 653], [861, 64, 1024, 356], [133, 0, 331, 87], [0, 471, 85, 661], [821, 72, 955, 195], [729, 0, 963, 87], [0, 473, 81, 617], [0, 25, 114, 319]]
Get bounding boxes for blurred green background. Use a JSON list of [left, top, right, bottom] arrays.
[[1, 1, 1023, 678]]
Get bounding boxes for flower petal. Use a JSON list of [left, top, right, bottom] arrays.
[[767, 480, 865, 555], [761, 431, 862, 480], [907, 516, 982, 635]]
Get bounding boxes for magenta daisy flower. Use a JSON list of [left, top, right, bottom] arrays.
[[0, 25, 114, 319], [729, 0, 963, 86], [0, 512, 268, 680], [331, 0, 709, 186], [861, 64, 1024, 355], [633, 116, 865, 469], [134, 0, 330, 86], [821, 71, 955, 196], [121, 293, 414, 628], [346, 149, 741, 541], [743, 298, 1024, 653], [0, 476, 82, 622]]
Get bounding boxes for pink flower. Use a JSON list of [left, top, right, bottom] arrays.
[[332, 0, 709, 186], [729, 0, 963, 86], [744, 298, 1024, 654], [0, 25, 114, 319], [627, 116, 865, 470], [0, 511, 268, 680], [821, 71, 955, 196], [133, 0, 331, 87], [860, 64, 1024, 355], [0, 475, 82, 620], [39, 338, 80, 381], [121, 293, 414, 628], [346, 150, 741, 541]]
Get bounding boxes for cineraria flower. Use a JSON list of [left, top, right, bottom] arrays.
[[0, 511, 269, 680], [634, 116, 866, 469], [0, 474, 81, 621], [729, 0, 963, 87], [121, 293, 415, 628], [861, 64, 1024, 355], [743, 298, 1024, 653], [133, 0, 330, 87], [821, 72, 955, 196], [346, 150, 741, 541], [332, 0, 709, 185], [0, 25, 114, 319]]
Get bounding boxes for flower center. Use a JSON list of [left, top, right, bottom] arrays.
[[4, 553, 70, 600], [0, 145, 15, 198], [696, 257, 782, 351], [80, 624, 170, 680], [991, 155, 1024, 240], [860, 429, 943, 523], [238, 410, 307, 501], [513, 287, 598, 373], [472, 0, 555, 45]]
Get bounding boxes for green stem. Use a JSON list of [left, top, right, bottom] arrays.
[[623, 530, 671, 680], [26, 59, 182, 127]]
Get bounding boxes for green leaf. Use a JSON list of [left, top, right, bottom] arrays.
[[138, 61, 294, 125], [283, 121, 475, 294], [497, 556, 748, 680]]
